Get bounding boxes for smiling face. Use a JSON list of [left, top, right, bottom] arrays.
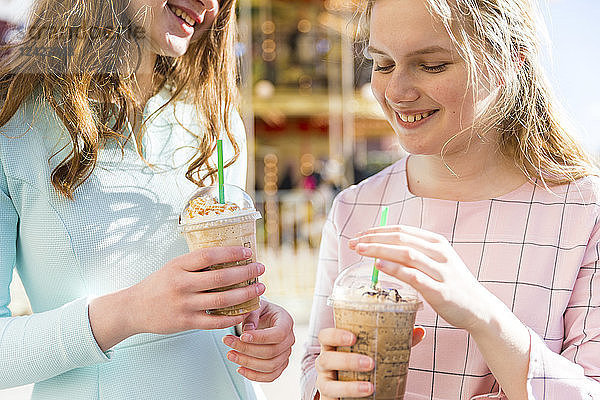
[[368, 0, 496, 156], [126, 0, 220, 58]]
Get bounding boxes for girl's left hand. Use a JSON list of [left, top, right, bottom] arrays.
[[222, 300, 295, 382], [349, 225, 497, 333]]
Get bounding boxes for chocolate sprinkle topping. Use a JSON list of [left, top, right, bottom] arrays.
[[361, 287, 405, 303]]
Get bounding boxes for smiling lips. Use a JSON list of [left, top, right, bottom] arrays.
[[168, 4, 204, 27], [397, 110, 437, 123]]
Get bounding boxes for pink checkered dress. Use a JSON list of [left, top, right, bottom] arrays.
[[301, 157, 600, 399]]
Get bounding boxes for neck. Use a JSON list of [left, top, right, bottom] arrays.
[[128, 49, 158, 134], [406, 138, 527, 201], [133, 49, 158, 107]]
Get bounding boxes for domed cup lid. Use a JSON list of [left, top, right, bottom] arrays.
[[178, 184, 261, 230], [328, 260, 423, 312]]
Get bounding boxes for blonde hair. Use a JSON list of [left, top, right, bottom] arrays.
[[0, 0, 240, 199], [358, 0, 598, 185]]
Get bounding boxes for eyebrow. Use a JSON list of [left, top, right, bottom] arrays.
[[367, 45, 452, 58]]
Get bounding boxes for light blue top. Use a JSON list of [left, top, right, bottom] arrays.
[[0, 88, 259, 400]]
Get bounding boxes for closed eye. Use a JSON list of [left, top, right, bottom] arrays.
[[421, 64, 447, 73], [374, 63, 394, 73]]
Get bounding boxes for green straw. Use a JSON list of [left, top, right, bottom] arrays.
[[217, 139, 225, 204], [370, 206, 389, 288]]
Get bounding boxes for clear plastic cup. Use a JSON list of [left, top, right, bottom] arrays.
[[328, 261, 423, 400], [178, 184, 262, 316]]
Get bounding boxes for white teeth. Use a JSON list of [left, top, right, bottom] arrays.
[[169, 6, 196, 26], [397, 110, 435, 123]]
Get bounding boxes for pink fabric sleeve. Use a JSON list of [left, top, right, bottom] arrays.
[[300, 198, 341, 400], [526, 218, 600, 399]]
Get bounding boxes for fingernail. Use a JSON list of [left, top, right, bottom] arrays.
[[359, 382, 373, 393], [257, 264, 265, 275], [359, 357, 373, 369], [240, 333, 253, 343], [243, 248, 252, 258], [223, 335, 235, 346], [243, 323, 255, 331], [348, 238, 358, 245], [255, 283, 265, 295], [227, 352, 238, 363], [356, 243, 366, 253], [343, 332, 354, 344]]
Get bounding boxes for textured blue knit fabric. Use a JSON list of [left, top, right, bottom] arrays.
[[0, 87, 258, 399]]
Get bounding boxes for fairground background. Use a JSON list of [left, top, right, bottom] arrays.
[[1, 0, 599, 398]]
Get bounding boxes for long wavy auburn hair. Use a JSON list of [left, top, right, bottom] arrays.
[[357, 0, 598, 186], [0, 0, 240, 199]]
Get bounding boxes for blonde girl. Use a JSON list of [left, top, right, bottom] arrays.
[[302, 0, 600, 399]]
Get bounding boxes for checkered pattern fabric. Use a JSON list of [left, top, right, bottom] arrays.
[[301, 157, 600, 400]]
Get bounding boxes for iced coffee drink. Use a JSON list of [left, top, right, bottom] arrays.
[[179, 184, 262, 316], [328, 262, 422, 400]]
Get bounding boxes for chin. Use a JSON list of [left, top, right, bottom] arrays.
[[156, 36, 192, 58], [395, 135, 439, 156]]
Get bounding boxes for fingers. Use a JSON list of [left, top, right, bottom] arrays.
[[377, 259, 441, 295], [316, 377, 374, 399], [318, 328, 356, 350], [227, 346, 291, 374], [223, 332, 295, 360], [190, 282, 265, 310], [349, 231, 446, 263], [315, 330, 375, 399], [315, 350, 374, 374], [189, 262, 265, 292], [356, 243, 443, 281], [237, 359, 289, 382], [177, 246, 252, 272], [354, 225, 445, 243], [239, 320, 294, 345], [241, 309, 260, 332]]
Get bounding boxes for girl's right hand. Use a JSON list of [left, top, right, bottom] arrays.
[[314, 326, 426, 400], [89, 246, 265, 351]]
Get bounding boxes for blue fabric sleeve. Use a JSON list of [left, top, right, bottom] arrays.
[[0, 151, 17, 320], [0, 156, 111, 390]]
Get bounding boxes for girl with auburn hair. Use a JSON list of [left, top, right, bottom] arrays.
[[0, 0, 293, 399], [302, 0, 600, 399]]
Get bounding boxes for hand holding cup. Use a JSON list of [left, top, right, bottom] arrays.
[[89, 246, 265, 352], [129, 246, 266, 334], [315, 327, 425, 399], [222, 300, 295, 382]]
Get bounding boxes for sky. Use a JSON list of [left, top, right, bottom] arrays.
[[541, 0, 600, 152], [0, 0, 598, 149], [0, 0, 32, 24]]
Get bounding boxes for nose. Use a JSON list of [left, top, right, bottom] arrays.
[[384, 69, 420, 105]]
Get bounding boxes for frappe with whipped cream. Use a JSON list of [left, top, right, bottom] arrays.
[[329, 261, 422, 399], [179, 184, 262, 316]]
